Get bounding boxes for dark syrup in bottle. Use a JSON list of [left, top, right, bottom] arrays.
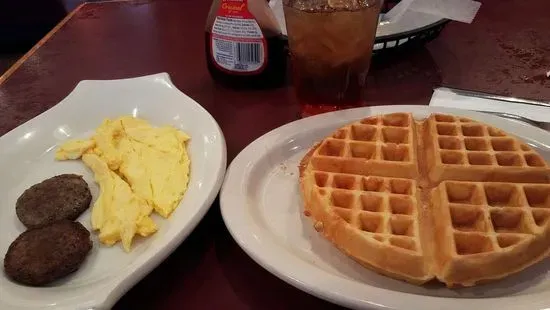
[[205, 33, 287, 89], [205, 0, 287, 89]]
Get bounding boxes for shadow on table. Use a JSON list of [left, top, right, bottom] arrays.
[[0, 0, 107, 76], [0, 0, 66, 75]]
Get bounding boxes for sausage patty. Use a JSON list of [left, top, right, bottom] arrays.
[[3, 220, 92, 286], [16, 174, 92, 228]]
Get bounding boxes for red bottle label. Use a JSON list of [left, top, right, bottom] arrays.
[[210, 0, 268, 75]]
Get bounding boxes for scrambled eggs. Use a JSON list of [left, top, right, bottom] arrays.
[[56, 116, 191, 252]]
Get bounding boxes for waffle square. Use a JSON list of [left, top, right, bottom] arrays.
[[310, 113, 419, 179], [425, 114, 550, 183]]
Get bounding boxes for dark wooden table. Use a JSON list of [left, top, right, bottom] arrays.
[[0, 0, 549, 308]]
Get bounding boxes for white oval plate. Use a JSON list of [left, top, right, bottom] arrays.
[[220, 105, 550, 310], [0, 73, 227, 310]]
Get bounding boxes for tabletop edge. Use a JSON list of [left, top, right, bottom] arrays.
[[0, 2, 89, 86]]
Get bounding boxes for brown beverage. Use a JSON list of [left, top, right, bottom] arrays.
[[283, 0, 381, 116]]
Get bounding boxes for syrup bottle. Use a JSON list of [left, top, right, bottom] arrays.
[[205, 0, 287, 89]]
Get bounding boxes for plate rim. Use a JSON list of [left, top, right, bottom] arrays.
[[220, 105, 550, 310], [0, 73, 228, 309]]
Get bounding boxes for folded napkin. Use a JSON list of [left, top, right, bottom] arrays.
[[429, 88, 550, 124], [385, 0, 481, 24]]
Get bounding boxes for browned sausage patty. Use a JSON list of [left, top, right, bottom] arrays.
[[3, 221, 92, 286], [16, 174, 92, 228]]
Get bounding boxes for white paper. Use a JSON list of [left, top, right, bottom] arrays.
[[384, 0, 415, 22], [387, 0, 481, 24], [269, 0, 287, 35], [410, 0, 481, 23], [429, 88, 550, 123]]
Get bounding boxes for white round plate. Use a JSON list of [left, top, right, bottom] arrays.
[[220, 105, 550, 310], [0, 73, 227, 309]]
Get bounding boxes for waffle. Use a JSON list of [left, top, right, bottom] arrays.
[[299, 112, 550, 286]]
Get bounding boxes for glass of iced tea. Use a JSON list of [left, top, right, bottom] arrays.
[[283, 0, 382, 117]]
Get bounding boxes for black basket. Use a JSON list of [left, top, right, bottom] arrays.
[[374, 0, 449, 54]]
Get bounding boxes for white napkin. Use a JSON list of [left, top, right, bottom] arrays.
[[429, 88, 550, 124], [269, 0, 287, 35], [386, 0, 481, 23]]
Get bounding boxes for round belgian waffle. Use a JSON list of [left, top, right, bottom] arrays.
[[299, 112, 550, 287]]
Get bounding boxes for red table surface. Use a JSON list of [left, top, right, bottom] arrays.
[[0, 0, 549, 308]]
